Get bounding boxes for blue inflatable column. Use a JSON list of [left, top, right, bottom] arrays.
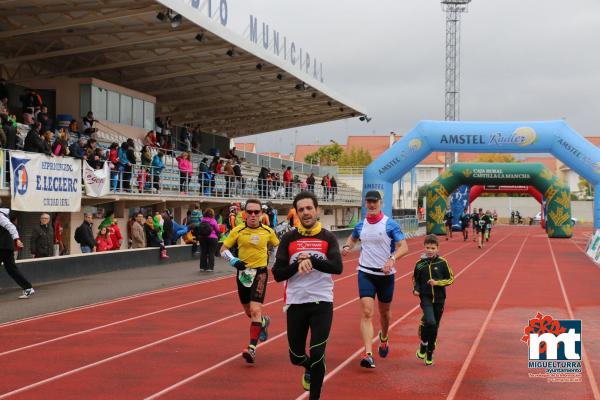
[[595, 186, 600, 230]]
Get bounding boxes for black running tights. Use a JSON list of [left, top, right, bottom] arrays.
[[287, 302, 333, 400]]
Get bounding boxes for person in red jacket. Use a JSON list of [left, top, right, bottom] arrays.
[[283, 166, 293, 199], [109, 219, 123, 250], [96, 227, 113, 252]]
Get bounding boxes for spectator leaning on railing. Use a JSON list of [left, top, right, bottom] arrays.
[[74, 213, 97, 253], [151, 149, 165, 192], [177, 151, 193, 194], [30, 213, 54, 258], [69, 137, 86, 159], [52, 129, 70, 157]]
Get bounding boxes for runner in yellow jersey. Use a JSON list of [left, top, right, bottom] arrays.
[[220, 198, 280, 364]]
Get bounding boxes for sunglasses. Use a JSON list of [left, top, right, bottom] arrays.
[[246, 210, 261, 215]]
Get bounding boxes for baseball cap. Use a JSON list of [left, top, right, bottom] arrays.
[[364, 190, 382, 201]]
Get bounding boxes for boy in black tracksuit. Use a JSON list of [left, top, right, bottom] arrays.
[[413, 234, 454, 365]]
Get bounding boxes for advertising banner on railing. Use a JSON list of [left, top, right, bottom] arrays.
[[83, 160, 110, 197], [9, 151, 81, 212]]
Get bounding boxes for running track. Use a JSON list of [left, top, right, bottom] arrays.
[[0, 225, 598, 399]]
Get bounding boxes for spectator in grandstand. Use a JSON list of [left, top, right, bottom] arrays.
[[215, 158, 224, 175], [131, 212, 146, 249], [68, 120, 81, 139], [321, 174, 331, 201], [199, 157, 211, 193], [258, 166, 270, 198], [283, 166, 293, 199], [22, 112, 34, 126], [306, 172, 316, 193], [85, 139, 101, 167], [42, 131, 53, 155], [2, 113, 17, 150], [155, 117, 164, 145], [139, 145, 152, 192], [144, 215, 169, 259], [224, 160, 234, 197], [38, 106, 54, 131], [83, 111, 98, 137], [209, 155, 219, 172], [19, 88, 42, 115], [69, 137, 86, 160], [151, 149, 165, 192], [181, 126, 192, 152], [177, 151, 193, 194], [330, 176, 338, 201], [92, 147, 106, 169], [74, 213, 97, 253], [23, 124, 44, 154], [30, 213, 54, 258], [52, 129, 70, 156], [106, 142, 120, 191], [233, 158, 244, 193], [0, 119, 6, 149], [195, 208, 220, 272], [0, 95, 7, 117], [118, 142, 132, 192], [192, 128, 202, 153], [163, 116, 173, 149], [95, 227, 113, 252], [143, 130, 159, 148], [227, 147, 240, 162]]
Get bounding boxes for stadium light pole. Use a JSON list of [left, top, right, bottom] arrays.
[[441, 0, 472, 168]]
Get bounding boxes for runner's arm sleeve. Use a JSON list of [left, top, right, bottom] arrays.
[[436, 258, 455, 286], [268, 228, 280, 247], [310, 232, 343, 275], [0, 213, 19, 240], [272, 234, 299, 282]]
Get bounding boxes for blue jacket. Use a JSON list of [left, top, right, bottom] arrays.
[[151, 155, 165, 173]]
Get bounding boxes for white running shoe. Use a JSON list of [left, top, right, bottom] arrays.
[[18, 288, 35, 299]]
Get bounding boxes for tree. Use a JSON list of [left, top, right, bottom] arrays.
[[474, 153, 516, 163], [578, 176, 593, 198], [338, 147, 372, 167], [303, 142, 344, 166], [304, 152, 320, 165]]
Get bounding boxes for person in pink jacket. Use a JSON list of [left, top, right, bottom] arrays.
[[177, 152, 193, 194], [195, 208, 221, 272]]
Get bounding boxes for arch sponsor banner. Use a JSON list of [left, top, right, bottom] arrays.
[[10, 151, 81, 212], [83, 161, 110, 197]]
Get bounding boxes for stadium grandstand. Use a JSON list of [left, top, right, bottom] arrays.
[[0, 0, 369, 258]]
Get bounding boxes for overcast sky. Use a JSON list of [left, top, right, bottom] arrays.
[[223, 0, 600, 155]]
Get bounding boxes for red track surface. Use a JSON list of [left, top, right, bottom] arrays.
[[1, 225, 598, 400]]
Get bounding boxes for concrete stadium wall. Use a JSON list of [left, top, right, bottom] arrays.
[[1, 244, 196, 290]]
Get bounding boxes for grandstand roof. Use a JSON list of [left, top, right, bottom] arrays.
[[0, 0, 366, 137]]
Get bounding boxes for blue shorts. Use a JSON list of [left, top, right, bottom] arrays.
[[358, 270, 395, 303]]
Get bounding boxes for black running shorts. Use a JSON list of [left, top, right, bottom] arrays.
[[237, 267, 268, 304]]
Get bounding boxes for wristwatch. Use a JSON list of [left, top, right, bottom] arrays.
[[342, 244, 351, 250], [388, 255, 396, 261]]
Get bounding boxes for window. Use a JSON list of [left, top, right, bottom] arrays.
[[91, 86, 107, 120], [107, 91, 120, 122], [133, 98, 143, 128], [143, 101, 155, 131], [120, 94, 132, 125], [80, 85, 91, 119]]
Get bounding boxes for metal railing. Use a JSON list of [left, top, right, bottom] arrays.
[[111, 164, 361, 204], [393, 216, 419, 236], [0, 148, 362, 204]]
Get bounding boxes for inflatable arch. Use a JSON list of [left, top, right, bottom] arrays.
[[468, 185, 543, 205], [362, 120, 600, 231], [468, 185, 546, 229], [425, 163, 570, 237]]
